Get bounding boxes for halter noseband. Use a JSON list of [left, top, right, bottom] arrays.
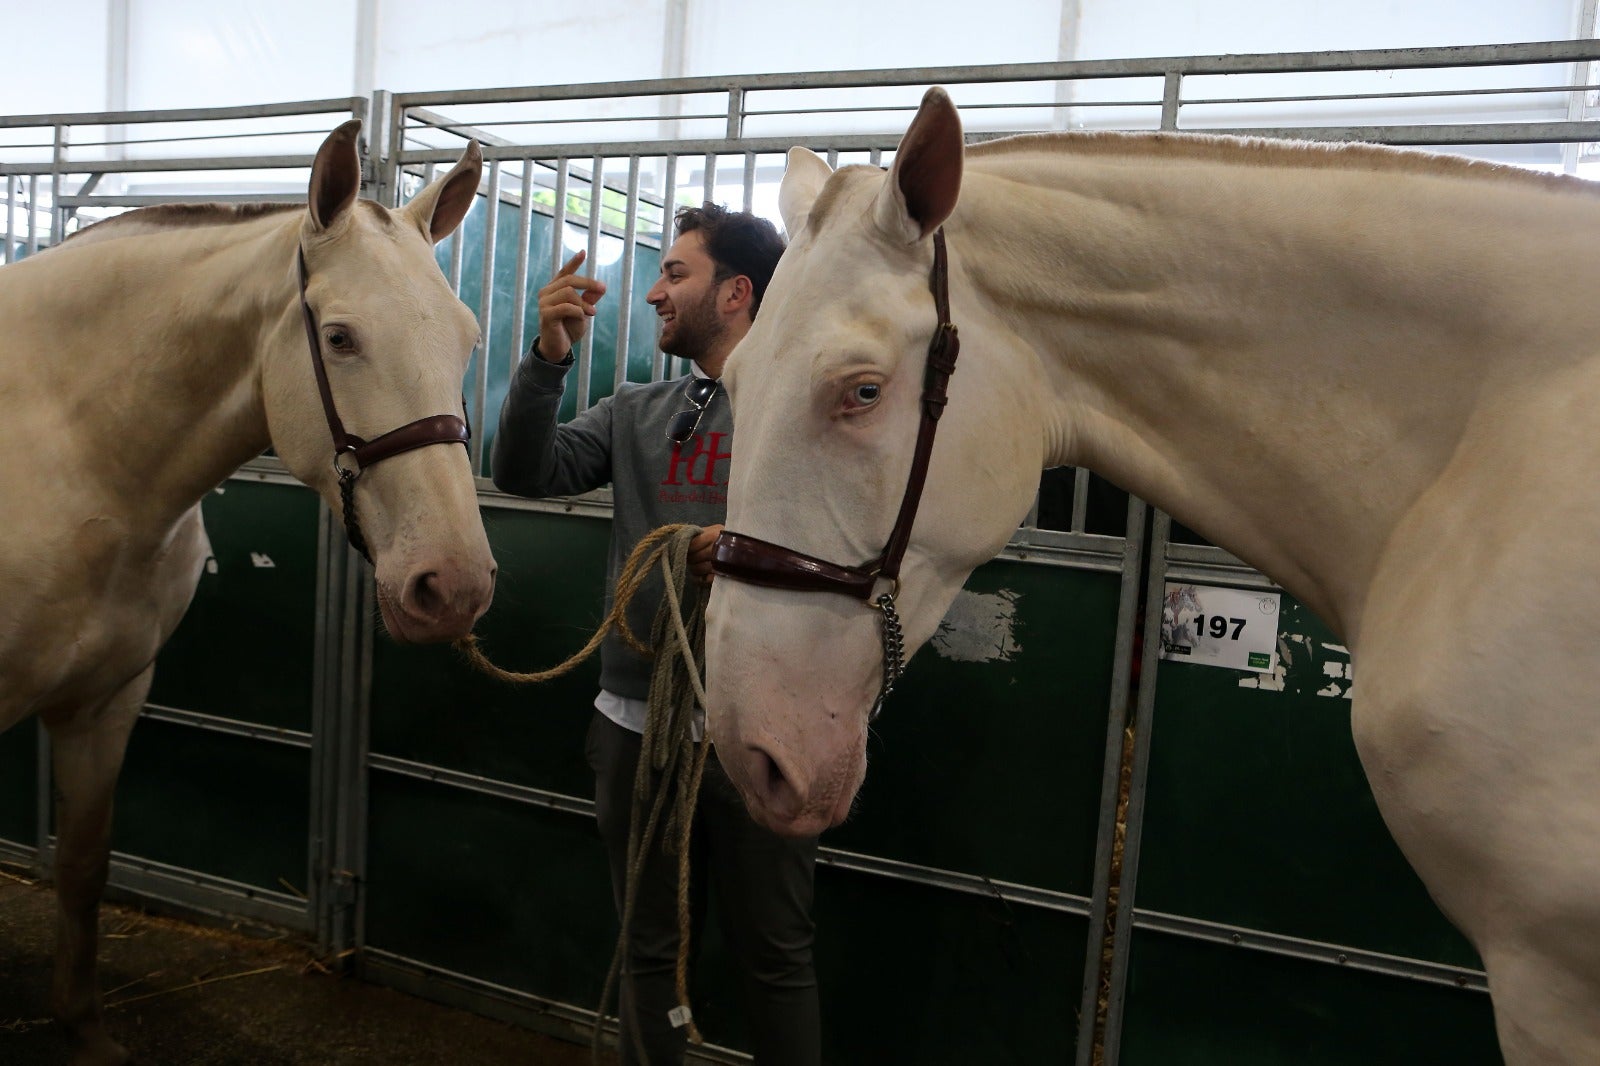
[[710, 228, 960, 720], [298, 247, 471, 561]]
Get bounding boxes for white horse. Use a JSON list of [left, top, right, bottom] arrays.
[[704, 88, 1600, 1062], [0, 121, 496, 1064]]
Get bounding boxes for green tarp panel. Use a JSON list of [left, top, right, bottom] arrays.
[[1121, 591, 1497, 1063], [0, 717, 38, 849], [366, 503, 1126, 1062]]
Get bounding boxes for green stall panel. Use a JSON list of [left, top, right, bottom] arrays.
[[436, 196, 664, 476], [1119, 932, 1499, 1066], [825, 561, 1124, 896], [364, 772, 616, 1008], [366, 515, 1124, 1061], [0, 717, 38, 847], [110, 718, 311, 893], [1136, 595, 1479, 966], [149, 480, 321, 733], [363, 766, 1091, 1065], [368, 506, 610, 799], [814, 868, 1088, 1065], [1123, 590, 1497, 1062]]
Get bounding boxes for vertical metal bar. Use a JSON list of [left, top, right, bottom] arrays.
[[659, 155, 679, 381], [308, 502, 339, 949], [1073, 495, 1149, 1066], [702, 151, 716, 206], [741, 152, 756, 214], [50, 127, 67, 248], [5, 175, 15, 264], [27, 175, 39, 256], [578, 154, 605, 410], [1071, 467, 1091, 533], [825, 148, 840, 169], [615, 156, 642, 390], [1160, 69, 1183, 131], [348, 565, 376, 957], [509, 158, 535, 372], [550, 157, 570, 272], [368, 90, 393, 206], [380, 97, 403, 208], [471, 159, 500, 474], [869, 148, 883, 168], [726, 86, 745, 140], [448, 207, 465, 296], [35, 727, 51, 875], [1101, 508, 1174, 1066]]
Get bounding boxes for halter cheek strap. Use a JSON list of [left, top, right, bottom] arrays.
[[298, 248, 471, 560], [709, 228, 960, 719]]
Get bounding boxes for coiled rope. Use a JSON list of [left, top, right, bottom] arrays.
[[453, 523, 710, 1062]]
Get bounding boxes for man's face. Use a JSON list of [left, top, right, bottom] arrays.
[[646, 230, 727, 360]]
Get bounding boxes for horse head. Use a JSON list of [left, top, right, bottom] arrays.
[[707, 89, 1048, 835], [261, 121, 495, 644]]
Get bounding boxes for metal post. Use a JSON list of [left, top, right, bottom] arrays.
[[1101, 509, 1174, 1066], [659, 155, 679, 380], [1160, 69, 1183, 131], [472, 159, 500, 473], [615, 156, 642, 390], [509, 158, 535, 374], [1073, 495, 1149, 1066], [578, 154, 604, 409]]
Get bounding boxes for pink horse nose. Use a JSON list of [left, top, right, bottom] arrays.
[[400, 562, 496, 639]]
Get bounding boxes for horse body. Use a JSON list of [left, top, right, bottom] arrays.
[[705, 89, 1600, 1060], [0, 123, 496, 1064]]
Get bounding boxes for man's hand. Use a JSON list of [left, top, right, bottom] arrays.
[[688, 524, 724, 586], [537, 250, 607, 361]]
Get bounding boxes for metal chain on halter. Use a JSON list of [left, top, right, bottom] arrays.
[[871, 592, 905, 722]]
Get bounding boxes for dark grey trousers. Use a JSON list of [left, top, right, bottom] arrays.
[[585, 710, 821, 1066]]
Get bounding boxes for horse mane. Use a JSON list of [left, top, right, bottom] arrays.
[[61, 199, 394, 249], [968, 128, 1600, 198]]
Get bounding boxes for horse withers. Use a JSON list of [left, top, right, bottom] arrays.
[[0, 121, 495, 1064], [705, 88, 1600, 1062]]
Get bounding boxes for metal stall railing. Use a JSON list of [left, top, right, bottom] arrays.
[[349, 69, 1152, 1064], [361, 37, 1599, 1066], [0, 98, 369, 943]]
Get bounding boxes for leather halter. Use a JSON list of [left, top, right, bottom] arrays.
[[297, 248, 471, 559], [710, 228, 960, 717]]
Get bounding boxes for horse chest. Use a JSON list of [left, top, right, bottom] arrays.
[[0, 507, 208, 727]]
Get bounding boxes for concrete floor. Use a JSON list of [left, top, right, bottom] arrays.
[[0, 866, 607, 1065]]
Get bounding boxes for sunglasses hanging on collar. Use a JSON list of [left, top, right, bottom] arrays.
[[667, 376, 719, 445]]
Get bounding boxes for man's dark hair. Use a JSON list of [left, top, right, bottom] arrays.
[[673, 202, 786, 317]]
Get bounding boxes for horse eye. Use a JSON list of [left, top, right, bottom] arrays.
[[852, 383, 881, 406], [325, 327, 355, 351]]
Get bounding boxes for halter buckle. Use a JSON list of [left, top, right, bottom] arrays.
[[333, 448, 361, 482]]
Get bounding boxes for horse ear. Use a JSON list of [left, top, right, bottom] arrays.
[[873, 87, 963, 244], [403, 140, 483, 244], [779, 147, 833, 238], [306, 120, 363, 232]]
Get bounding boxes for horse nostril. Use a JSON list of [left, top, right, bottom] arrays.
[[407, 571, 444, 617], [748, 746, 803, 818]]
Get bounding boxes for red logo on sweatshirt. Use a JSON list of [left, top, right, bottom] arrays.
[[661, 431, 731, 488]]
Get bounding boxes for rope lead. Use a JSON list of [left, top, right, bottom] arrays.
[[454, 523, 711, 1061]]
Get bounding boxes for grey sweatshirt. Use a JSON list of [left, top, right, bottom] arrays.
[[490, 349, 731, 701]]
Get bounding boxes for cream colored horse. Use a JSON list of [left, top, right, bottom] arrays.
[[705, 88, 1600, 1062], [0, 121, 496, 1064]]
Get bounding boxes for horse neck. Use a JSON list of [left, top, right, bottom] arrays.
[[26, 216, 297, 530], [953, 138, 1600, 642]]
